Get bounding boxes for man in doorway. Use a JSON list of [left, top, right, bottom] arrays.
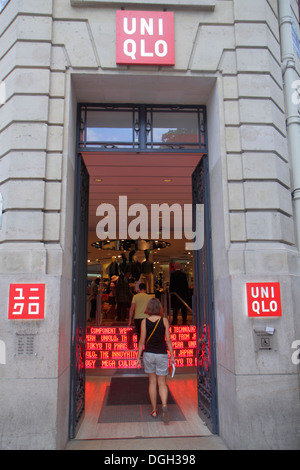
[[169, 262, 189, 325], [89, 277, 100, 322], [115, 272, 132, 321], [128, 283, 151, 344]]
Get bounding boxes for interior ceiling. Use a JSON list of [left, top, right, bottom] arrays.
[[82, 152, 203, 263]]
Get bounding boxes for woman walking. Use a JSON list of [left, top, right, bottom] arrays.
[[136, 298, 175, 423]]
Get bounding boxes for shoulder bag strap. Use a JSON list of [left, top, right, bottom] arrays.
[[146, 317, 161, 343]]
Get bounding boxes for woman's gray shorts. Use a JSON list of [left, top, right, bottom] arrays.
[[143, 352, 169, 376]]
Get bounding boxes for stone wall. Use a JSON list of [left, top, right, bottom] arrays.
[[0, 0, 72, 450]]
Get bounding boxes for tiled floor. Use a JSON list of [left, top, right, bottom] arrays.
[[65, 372, 228, 450]]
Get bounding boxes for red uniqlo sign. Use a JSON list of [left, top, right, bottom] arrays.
[[246, 282, 282, 317], [8, 284, 45, 320], [116, 10, 175, 65]]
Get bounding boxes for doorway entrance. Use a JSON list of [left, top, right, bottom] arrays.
[[69, 104, 218, 439]]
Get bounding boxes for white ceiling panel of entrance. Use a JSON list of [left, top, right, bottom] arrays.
[[82, 152, 202, 232], [73, 74, 216, 105]]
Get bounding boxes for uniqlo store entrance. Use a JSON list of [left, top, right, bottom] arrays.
[[69, 104, 218, 440]]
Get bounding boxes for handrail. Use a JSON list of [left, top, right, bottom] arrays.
[[96, 281, 103, 326], [169, 292, 193, 313]]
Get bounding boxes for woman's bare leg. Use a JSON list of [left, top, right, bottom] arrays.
[[157, 375, 168, 406], [148, 373, 157, 414], [158, 375, 169, 423]]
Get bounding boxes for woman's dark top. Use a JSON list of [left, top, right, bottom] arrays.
[[144, 317, 167, 354]]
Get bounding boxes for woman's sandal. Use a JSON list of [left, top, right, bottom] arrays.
[[150, 410, 158, 419]]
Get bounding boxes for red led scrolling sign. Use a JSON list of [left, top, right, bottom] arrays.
[[8, 284, 45, 320], [246, 282, 282, 317], [85, 325, 197, 369], [116, 10, 175, 66]]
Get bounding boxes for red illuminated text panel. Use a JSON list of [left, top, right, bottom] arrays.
[[88, 325, 196, 335], [8, 284, 45, 320], [246, 282, 282, 317], [116, 10, 175, 65], [85, 357, 197, 369], [85, 325, 197, 369]]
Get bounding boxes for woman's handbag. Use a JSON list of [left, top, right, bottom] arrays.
[[169, 363, 176, 378]]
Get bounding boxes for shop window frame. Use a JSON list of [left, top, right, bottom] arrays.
[[77, 103, 208, 154]]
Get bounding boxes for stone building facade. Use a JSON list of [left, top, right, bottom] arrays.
[[0, 0, 300, 450]]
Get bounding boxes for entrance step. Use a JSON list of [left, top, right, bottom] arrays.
[[85, 325, 197, 370]]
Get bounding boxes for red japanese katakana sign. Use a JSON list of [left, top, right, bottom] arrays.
[[8, 284, 45, 320]]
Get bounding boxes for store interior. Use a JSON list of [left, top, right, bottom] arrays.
[[84, 151, 201, 326]]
